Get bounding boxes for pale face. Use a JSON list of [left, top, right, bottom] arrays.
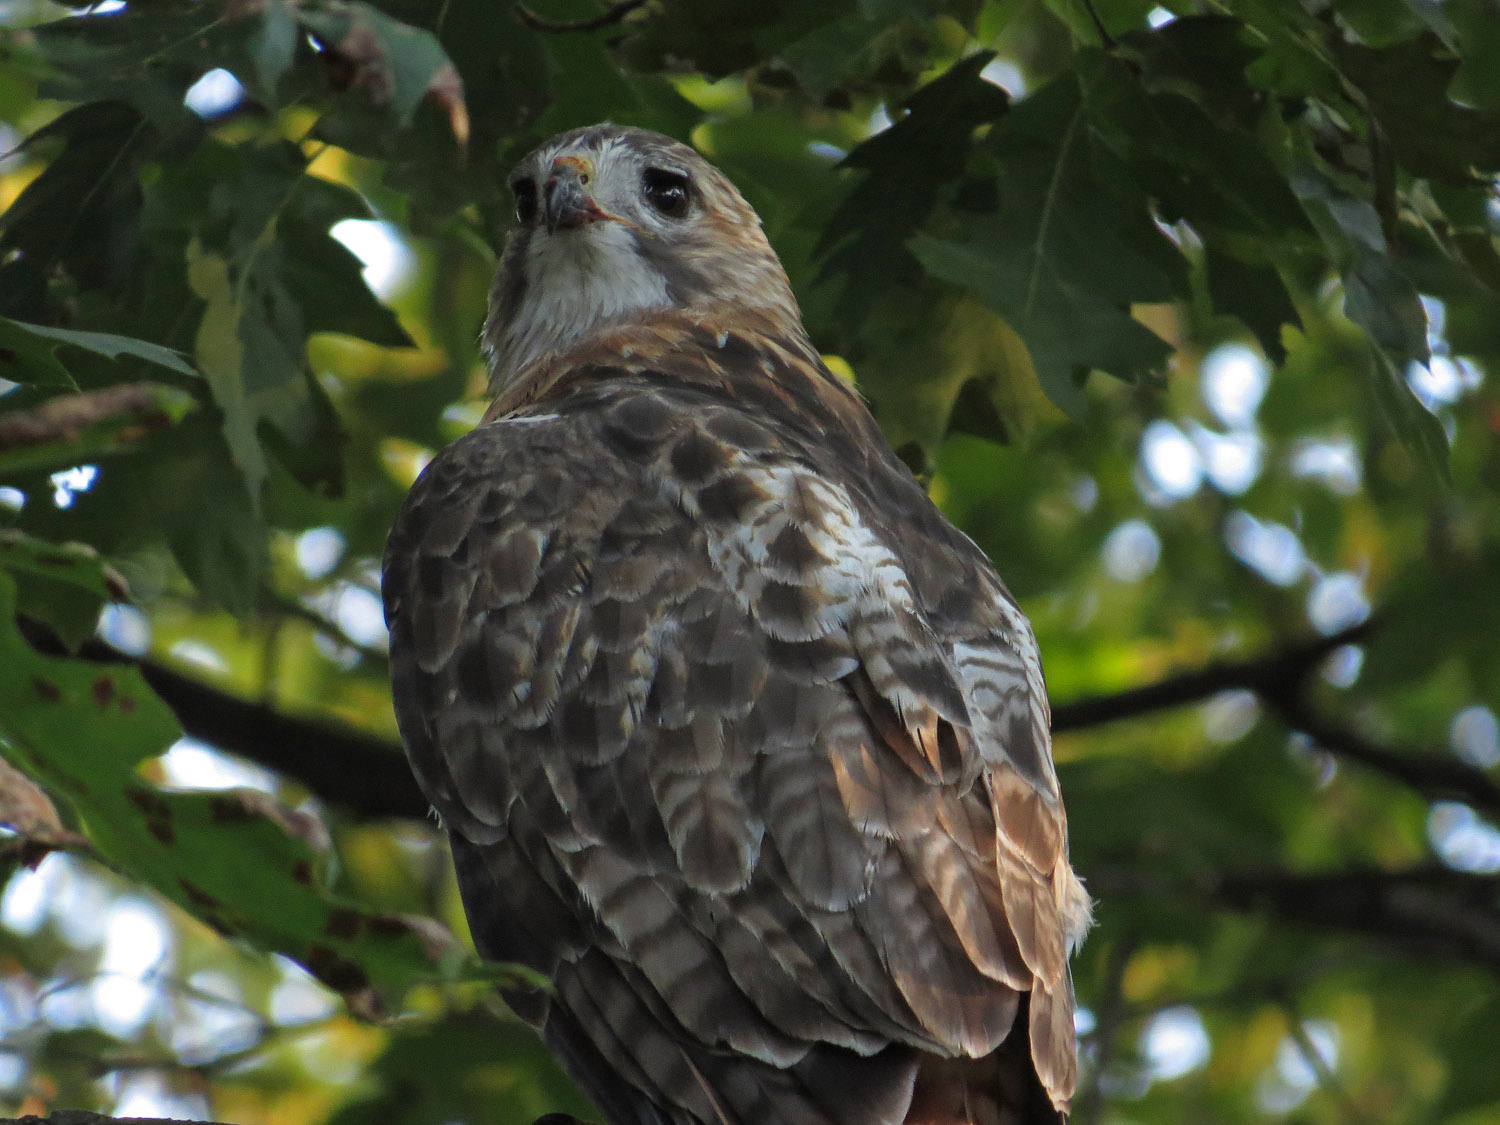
[[483, 125, 802, 390]]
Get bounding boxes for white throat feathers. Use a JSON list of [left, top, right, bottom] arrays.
[[488, 220, 673, 386]]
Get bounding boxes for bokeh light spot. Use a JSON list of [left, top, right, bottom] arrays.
[[1200, 343, 1268, 429]]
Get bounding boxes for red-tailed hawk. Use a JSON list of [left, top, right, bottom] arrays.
[[383, 124, 1091, 1125]]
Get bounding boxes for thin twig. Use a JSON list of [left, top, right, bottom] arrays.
[[266, 591, 389, 664], [1277, 994, 1363, 1120], [515, 0, 646, 33], [1079, 0, 1117, 47]]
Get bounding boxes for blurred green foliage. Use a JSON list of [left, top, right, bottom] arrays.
[[1, 0, 1498, 1121]]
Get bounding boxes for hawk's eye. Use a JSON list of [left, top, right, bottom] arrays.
[[642, 168, 691, 219], [512, 178, 538, 225]]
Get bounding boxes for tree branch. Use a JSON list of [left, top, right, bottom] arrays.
[[515, 0, 646, 33], [1216, 865, 1500, 971], [22, 615, 1497, 826], [122, 649, 426, 819], [1078, 0, 1117, 48], [1070, 932, 1137, 1125], [0, 384, 178, 450], [1051, 621, 1372, 731], [1090, 861, 1500, 974], [1277, 995, 1357, 1113], [1052, 619, 1500, 817], [263, 589, 390, 664], [1266, 691, 1500, 816]]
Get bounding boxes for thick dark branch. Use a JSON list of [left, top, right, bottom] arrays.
[[1053, 620, 1500, 817], [1267, 691, 1500, 816], [515, 0, 646, 33], [22, 615, 1496, 825], [1217, 865, 1500, 971], [1051, 621, 1372, 731], [129, 648, 426, 819]]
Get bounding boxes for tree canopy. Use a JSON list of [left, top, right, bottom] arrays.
[[1, 0, 1498, 1121]]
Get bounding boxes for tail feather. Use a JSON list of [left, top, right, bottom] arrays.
[[905, 995, 1065, 1125]]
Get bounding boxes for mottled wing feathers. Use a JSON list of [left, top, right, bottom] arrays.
[[383, 312, 1083, 1123]]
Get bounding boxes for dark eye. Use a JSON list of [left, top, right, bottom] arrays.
[[512, 178, 538, 224], [642, 168, 691, 219]]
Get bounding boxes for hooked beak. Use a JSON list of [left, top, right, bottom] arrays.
[[544, 156, 607, 233]]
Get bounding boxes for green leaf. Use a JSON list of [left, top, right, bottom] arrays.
[[0, 529, 128, 652], [625, 0, 934, 89], [818, 51, 1011, 317], [14, 413, 267, 618], [1291, 162, 1432, 365], [147, 140, 405, 511], [0, 102, 161, 321], [0, 317, 198, 389], [275, 175, 414, 349], [1104, 81, 1310, 243], [528, 31, 702, 144], [0, 568, 452, 999], [1204, 249, 1300, 363], [1365, 345, 1450, 481], [368, 2, 547, 224], [327, 1012, 594, 1125], [1121, 14, 1266, 124], [912, 226, 1175, 413], [0, 529, 128, 604], [238, 0, 301, 99], [905, 53, 1200, 406], [1346, 245, 1431, 360], [1337, 32, 1500, 185], [299, 3, 460, 127], [27, 6, 213, 126], [186, 238, 271, 506]]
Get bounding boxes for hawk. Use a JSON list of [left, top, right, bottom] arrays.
[[383, 124, 1092, 1125]]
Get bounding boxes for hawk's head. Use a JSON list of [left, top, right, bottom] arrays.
[[483, 124, 804, 390]]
